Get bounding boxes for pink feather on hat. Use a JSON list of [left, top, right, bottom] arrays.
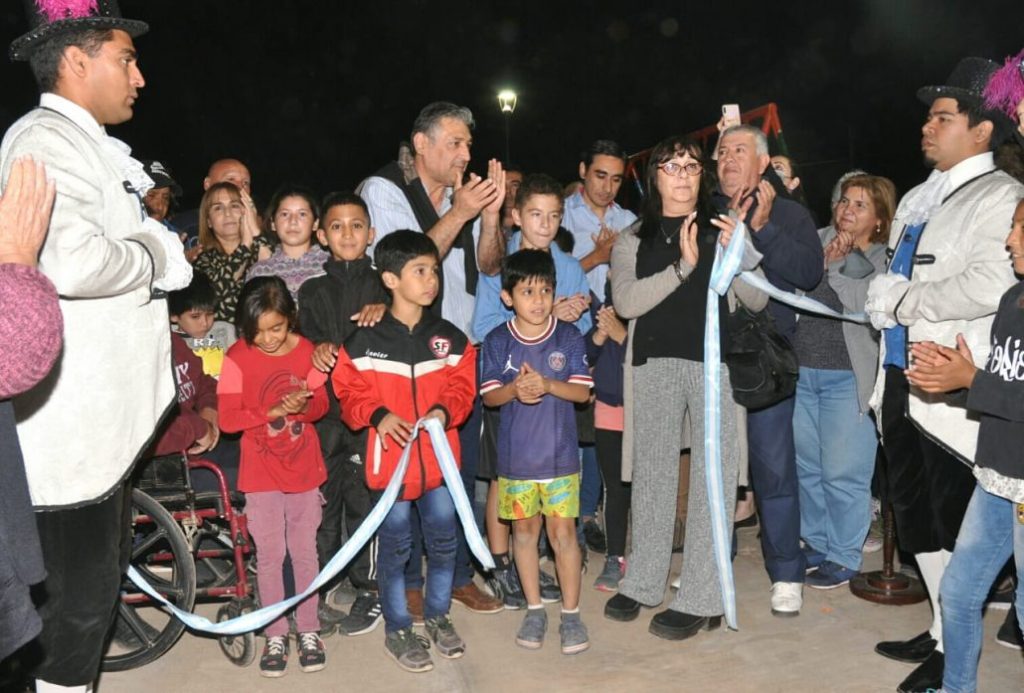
[[983, 49, 1024, 123], [35, 0, 98, 23]]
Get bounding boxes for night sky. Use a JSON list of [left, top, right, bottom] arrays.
[[0, 1, 1021, 220]]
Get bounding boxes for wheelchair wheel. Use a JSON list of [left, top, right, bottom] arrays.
[[217, 598, 257, 667], [102, 489, 197, 672]]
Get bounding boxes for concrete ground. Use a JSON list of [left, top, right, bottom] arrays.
[[99, 526, 1022, 693]]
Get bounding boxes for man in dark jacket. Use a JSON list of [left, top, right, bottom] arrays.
[[714, 124, 824, 618]]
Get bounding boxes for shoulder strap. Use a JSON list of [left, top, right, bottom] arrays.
[[940, 169, 997, 205]]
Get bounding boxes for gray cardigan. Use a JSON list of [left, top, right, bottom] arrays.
[[817, 226, 887, 413], [609, 220, 769, 482]]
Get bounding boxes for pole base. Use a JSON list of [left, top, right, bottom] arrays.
[[849, 570, 927, 605]]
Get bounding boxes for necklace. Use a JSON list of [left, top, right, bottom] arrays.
[[660, 219, 682, 245]]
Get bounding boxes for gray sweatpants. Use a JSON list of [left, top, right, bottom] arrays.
[[620, 358, 739, 616]]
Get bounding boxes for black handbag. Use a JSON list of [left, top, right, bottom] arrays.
[[724, 305, 799, 410]]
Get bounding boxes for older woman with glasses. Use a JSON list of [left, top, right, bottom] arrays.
[[602, 135, 767, 641]]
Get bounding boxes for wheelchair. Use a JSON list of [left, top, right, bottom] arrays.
[[101, 453, 257, 671]]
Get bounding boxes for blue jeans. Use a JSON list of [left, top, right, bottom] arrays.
[[748, 394, 805, 582], [404, 396, 481, 590], [793, 368, 877, 571], [379, 486, 458, 632], [940, 485, 1024, 693]]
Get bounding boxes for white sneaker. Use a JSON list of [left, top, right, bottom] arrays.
[[862, 536, 883, 554], [770, 581, 802, 617]]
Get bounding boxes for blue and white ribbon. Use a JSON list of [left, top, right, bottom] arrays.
[[737, 271, 868, 324], [127, 417, 492, 636], [704, 223, 747, 631]]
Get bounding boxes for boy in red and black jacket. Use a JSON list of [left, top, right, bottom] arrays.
[[332, 230, 476, 673]]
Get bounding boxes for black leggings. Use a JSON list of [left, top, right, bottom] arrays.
[[595, 428, 631, 557]]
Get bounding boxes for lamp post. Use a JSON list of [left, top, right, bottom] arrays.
[[497, 89, 517, 164]]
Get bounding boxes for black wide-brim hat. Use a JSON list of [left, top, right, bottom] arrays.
[[10, 0, 148, 61], [917, 56, 1016, 145]]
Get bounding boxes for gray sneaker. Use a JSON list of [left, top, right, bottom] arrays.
[[424, 614, 465, 659], [593, 555, 624, 592], [515, 608, 548, 649], [384, 628, 434, 673], [559, 614, 590, 655], [539, 569, 562, 603]]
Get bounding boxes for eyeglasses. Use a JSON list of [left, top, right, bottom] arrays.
[[658, 161, 703, 177]]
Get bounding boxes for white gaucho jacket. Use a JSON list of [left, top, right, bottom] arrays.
[[870, 153, 1024, 463], [1, 94, 175, 509]]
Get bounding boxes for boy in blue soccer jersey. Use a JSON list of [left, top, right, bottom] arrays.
[[480, 249, 594, 655]]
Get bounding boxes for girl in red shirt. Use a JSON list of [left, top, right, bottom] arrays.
[[217, 276, 329, 677]]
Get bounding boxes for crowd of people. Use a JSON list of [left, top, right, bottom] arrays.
[[2, 3, 1024, 693]]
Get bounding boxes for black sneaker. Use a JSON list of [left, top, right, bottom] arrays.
[[487, 566, 527, 610], [385, 628, 434, 673], [539, 569, 562, 603], [582, 519, 607, 553], [604, 593, 641, 622], [259, 635, 289, 678], [996, 607, 1023, 650], [297, 631, 326, 673], [338, 591, 382, 636]]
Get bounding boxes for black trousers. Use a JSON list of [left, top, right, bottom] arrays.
[[32, 484, 132, 686], [316, 423, 376, 593], [595, 428, 631, 557], [880, 367, 976, 554]]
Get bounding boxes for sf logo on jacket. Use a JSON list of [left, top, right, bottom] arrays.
[[430, 336, 451, 358]]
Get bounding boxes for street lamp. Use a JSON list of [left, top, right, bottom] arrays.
[[497, 89, 517, 163]]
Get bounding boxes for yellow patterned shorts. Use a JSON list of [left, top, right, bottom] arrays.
[[498, 474, 580, 520]]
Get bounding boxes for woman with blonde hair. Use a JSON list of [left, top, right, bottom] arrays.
[[794, 173, 896, 589], [193, 181, 272, 321]]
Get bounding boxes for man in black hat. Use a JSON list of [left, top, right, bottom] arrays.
[[1, 2, 190, 690], [865, 57, 1024, 693]]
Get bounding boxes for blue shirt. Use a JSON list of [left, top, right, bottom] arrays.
[[472, 233, 593, 341], [480, 317, 593, 479], [883, 222, 926, 369], [562, 190, 637, 303]]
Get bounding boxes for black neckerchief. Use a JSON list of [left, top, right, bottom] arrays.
[[374, 161, 479, 318]]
